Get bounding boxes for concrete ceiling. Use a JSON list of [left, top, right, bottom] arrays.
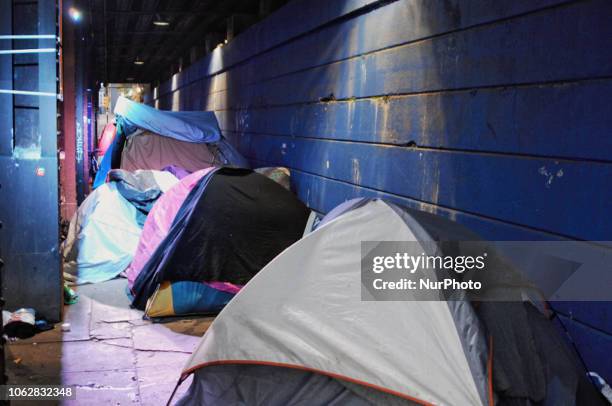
[[88, 0, 288, 84]]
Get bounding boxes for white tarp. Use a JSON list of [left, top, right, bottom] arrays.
[[184, 200, 484, 405], [63, 183, 143, 284]]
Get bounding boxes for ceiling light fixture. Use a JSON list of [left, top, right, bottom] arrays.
[[134, 58, 144, 65], [153, 14, 170, 26], [68, 7, 82, 22]]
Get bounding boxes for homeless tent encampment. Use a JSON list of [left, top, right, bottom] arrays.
[[65, 97, 250, 285], [174, 199, 605, 406], [131, 168, 311, 318], [93, 96, 248, 188]]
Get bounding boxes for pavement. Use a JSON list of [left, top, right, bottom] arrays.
[[5, 278, 214, 405]]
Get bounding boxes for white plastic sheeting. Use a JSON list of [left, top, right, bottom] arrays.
[[183, 200, 484, 405], [64, 183, 143, 284]]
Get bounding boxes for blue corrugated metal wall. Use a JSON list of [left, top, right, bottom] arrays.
[[150, 0, 612, 380]]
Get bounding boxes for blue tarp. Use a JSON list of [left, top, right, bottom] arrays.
[[93, 129, 119, 189], [114, 96, 221, 144]]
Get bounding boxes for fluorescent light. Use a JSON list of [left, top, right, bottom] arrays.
[[153, 14, 169, 26]]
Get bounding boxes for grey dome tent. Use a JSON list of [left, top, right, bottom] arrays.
[[173, 199, 605, 405]]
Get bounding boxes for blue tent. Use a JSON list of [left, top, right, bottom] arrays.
[[93, 97, 247, 188]]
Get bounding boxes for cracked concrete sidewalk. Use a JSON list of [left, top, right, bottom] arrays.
[[5, 279, 215, 405]]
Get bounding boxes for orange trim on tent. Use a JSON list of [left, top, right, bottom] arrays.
[[182, 359, 436, 406]]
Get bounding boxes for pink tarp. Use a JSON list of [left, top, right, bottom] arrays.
[[98, 123, 116, 157]]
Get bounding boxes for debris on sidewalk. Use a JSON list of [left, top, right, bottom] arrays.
[[2, 308, 53, 339], [64, 284, 79, 305]]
